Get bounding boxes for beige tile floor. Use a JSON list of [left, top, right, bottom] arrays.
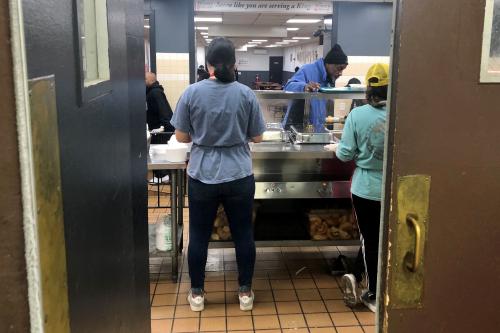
[[149, 184, 375, 333]]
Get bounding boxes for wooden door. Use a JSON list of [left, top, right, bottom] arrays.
[[380, 0, 500, 332]]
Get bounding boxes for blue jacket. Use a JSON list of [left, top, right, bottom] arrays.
[[282, 58, 333, 129]]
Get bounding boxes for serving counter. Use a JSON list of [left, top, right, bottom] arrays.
[[209, 89, 364, 249]]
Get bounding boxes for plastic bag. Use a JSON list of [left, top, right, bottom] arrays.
[[156, 215, 172, 251], [148, 223, 156, 254]]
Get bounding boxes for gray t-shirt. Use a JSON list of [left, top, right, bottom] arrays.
[[171, 79, 266, 184]]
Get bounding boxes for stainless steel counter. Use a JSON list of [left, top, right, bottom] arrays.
[[253, 90, 366, 100], [250, 142, 336, 160]]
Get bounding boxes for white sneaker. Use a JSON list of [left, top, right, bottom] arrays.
[[148, 176, 170, 184], [341, 274, 359, 308], [187, 290, 204, 312], [239, 290, 255, 311], [361, 290, 376, 313]]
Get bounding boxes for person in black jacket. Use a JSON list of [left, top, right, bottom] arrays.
[[197, 65, 210, 81], [146, 72, 175, 143], [146, 72, 174, 183]]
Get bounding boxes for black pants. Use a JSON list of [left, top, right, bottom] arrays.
[[352, 194, 381, 294], [188, 175, 256, 289]]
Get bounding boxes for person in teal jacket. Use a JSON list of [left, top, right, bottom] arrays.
[[327, 63, 390, 313], [282, 44, 348, 130]]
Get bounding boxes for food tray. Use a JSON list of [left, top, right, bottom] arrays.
[[308, 209, 359, 240]]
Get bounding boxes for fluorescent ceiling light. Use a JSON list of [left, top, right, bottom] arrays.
[[286, 18, 321, 24], [324, 18, 332, 25], [292, 37, 311, 40], [246, 44, 257, 48], [283, 40, 299, 43], [200, 32, 208, 35], [196, 27, 208, 30], [276, 42, 289, 45], [265, 45, 276, 48], [252, 39, 268, 42], [287, 27, 299, 31], [194, 17, 222, 22], [205, 39, 213, 43], [248, 41, 262, 44], [144, 25, 150, 29]]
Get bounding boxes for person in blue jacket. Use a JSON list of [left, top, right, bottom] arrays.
[[327, 63, 390, 313], [282, 44, 348, 130]]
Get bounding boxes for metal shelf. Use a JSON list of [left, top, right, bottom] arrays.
[[254, 90, 366, 100], [208, 239, 360, 248]]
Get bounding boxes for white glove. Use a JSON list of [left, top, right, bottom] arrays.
[[151, 126, 165, 134], [324, 143, 339, 153]]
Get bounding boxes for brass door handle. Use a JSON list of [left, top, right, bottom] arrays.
[[405, 214, 421, 272]]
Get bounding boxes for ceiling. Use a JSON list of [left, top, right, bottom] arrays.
[[195, 12, 331, 49]]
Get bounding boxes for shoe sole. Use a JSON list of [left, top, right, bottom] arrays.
[[361, 293, 376, 313], [362, 301, 376, 313], [239, 303, 253, 311], [341, 275, 358, 308]]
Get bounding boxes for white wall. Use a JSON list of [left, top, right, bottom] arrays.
[[283, 41, 324, 72], [235, 49, 284, 71], [196, 46, 206, 68]]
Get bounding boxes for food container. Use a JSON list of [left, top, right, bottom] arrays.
[[290, 125, 332, 144], [169, 135, 193, 152], [150, 145, 169, 157], [151, 142, 188, 162], [262, 129, 286, 142], [163, 145, 188, 162], [210, 205, 258, 241], [308, 209, 359, 240]]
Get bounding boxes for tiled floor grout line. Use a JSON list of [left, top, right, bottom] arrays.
[[310, 264, 337, 333], [150, 212, 372, 332], [271, 249, 287, 333], [283, 257, 310, 333]]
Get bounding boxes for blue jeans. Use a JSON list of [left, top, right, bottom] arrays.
[[188, 175, 256, 290]]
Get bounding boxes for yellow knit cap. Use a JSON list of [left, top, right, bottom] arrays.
[[365, 63, 390, 87]]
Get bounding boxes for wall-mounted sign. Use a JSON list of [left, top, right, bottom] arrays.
[[480, 0, 500, 82], [237, 57, 250, 66], [195, 0, 333, 14]]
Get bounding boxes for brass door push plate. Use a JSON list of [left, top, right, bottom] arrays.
[[388, 175, 431, 309]]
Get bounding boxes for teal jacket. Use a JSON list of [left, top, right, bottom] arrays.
[[336, 104, 386, 201]]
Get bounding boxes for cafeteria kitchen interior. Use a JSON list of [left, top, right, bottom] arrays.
[[2, 0, 500, 333]]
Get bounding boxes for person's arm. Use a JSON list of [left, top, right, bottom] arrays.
[[251, 135, 263, 143], [284, 68, 320, 92], [284, 69, 307, 92], [154, 90, 174, 132], [175, 129, 192, 143], [247, 92, 266, 143], [335, 113, 358, 162], [170, 91, 192, 142]]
